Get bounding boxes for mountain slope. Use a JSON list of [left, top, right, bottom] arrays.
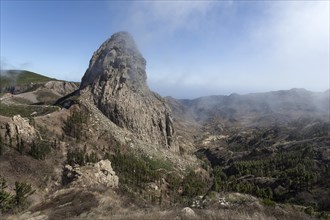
[[0, 32, 328, 219], [0, 70, 56, 94], [166, 89, 330, 213], [167, 88, 329, 128], [0, 70, 78, 117]]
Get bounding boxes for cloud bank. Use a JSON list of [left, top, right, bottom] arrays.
[[120, 1, 329, 98]]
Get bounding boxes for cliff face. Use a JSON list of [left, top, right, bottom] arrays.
[[80, 32, 175, 148]]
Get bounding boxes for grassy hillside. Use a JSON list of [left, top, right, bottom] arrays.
[[0, 70, 56, 93], [0, 103, 60, 117]]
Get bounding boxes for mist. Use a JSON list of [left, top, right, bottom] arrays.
[[1, 1, 329, 99], [119, 1, 329, 98]]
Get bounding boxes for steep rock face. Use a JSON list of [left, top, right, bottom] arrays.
[[80, 32, 175, 148]]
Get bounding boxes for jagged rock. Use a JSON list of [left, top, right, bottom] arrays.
[[5, 115, 37, 143], [80, 32, 176, 148], [63, 159, 119, 188]]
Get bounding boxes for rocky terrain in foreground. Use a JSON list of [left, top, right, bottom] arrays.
[[0, 32, 329, 219]]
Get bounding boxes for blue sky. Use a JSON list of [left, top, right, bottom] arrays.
[[1, 1, 329, 98]]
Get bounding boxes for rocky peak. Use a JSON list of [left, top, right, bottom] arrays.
[[79, 32, 176, 149], [80, 31, 147, 90]]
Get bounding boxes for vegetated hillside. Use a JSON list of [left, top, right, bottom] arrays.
[[0, 100, 317, 220], [167, 88, 330, 216], [0, 32, 328, 220], [0, 70, 56, 94], [0, 70, 79, 117], [167, 88, 329, 127]]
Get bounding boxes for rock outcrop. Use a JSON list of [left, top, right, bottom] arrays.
[[40, 81, 78, 97], [63, 160, 119, 188], [5, 115, 37, 143], [80, 32, 175, 148]]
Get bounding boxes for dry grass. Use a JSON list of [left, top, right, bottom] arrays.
[[30, 189, 98, 220], [66, 206, 315, 220]]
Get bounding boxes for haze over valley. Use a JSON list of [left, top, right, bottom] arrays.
[[0, 1, 329, 220]]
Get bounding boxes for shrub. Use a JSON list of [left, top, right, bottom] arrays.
[[14, 181, 34, 206], [304, 206, 314, 216], [0, 176, 14, 213], [182, 171, 208, 198], [0, 176, 34, 213], [261, 198, 276, 207], [29, 140, 51, 160], [67, 147, 99, 166], [0, 134, 4, 156], [63, 110, 89, 140]]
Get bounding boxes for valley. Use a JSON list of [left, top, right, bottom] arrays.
[[0, 32, 329, 220]]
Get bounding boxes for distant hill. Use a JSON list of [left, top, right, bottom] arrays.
[[166, 88, 330, 128], [0, 70, 78, 117], [0, 70, 56, 94], [0, 32, 328, 220]]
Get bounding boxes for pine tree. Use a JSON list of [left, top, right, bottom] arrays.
[[0, 176, 14, 212], [0, 134, 4, 156], [14, 181, 34, 206]]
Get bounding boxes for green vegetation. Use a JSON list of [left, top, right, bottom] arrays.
[[261, 198, 276, 207], [11, 97, 33, 105], [0, 176, 34, 213], [67, 147, 99, 166], [0, 176, 13, 213], [103, 145, 213, 205], [1, 124, 52, 160], [182, 171, 208, 198], [0, 103, 59, 117], [29, 140, 51, 160], [0, 70, 55, 93], [14, 182, 35, 207], [104, 146, 184, 204], [0, 134, 4, 156], [11, 134, 52, 160], [63, 110, 89, 140], [210, 145, 327, 210], [35, 90, 60, 104], [106, 149, 167, 189], [141, 154, 174, 172]]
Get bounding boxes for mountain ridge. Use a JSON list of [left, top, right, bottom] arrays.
[[0, 32, 329, 219]]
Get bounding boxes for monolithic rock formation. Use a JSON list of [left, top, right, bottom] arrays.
[[80, 32, 175, 148]]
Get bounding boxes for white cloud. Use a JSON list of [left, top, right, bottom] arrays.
[[122, 1, 217, 48], [126, 1, 329, 98], [247, 1, 329, 90], [130, 1, 213, 32], [147, 1, 213, 32]]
